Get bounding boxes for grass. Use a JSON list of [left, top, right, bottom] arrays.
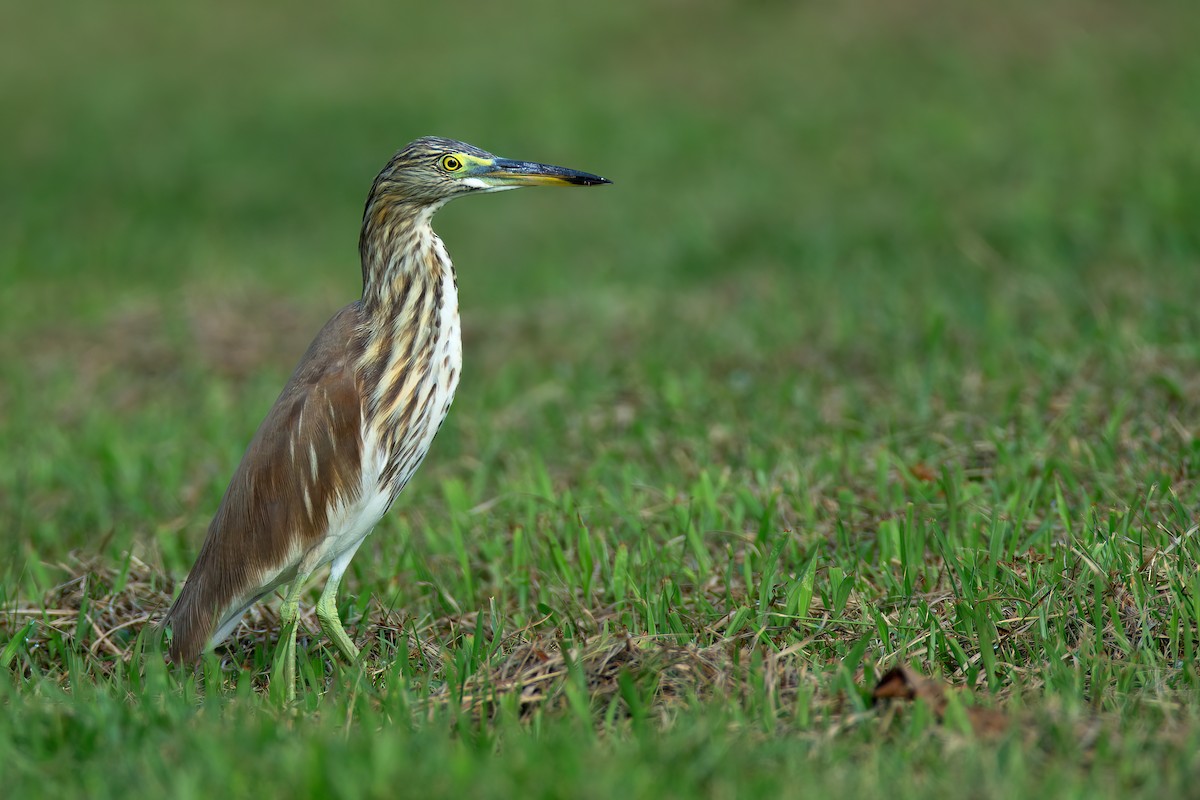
[[4, 0, 1200, 796]]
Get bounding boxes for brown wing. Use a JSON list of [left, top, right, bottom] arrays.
[[163, 303, 366, 662]]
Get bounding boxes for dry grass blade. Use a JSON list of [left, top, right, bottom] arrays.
[[453, 633, 735, 717], [2, 553, 172, 674]]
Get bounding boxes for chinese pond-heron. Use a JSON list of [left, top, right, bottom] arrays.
[[162, 137, 609, 699]]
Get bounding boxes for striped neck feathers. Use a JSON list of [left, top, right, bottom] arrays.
[[358, 197, 451, 317], [355, 197, 458, 415]]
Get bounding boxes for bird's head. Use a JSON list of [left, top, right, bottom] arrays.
[[368, 136, 610, 208]]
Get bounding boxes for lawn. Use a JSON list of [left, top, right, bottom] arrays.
[[3, 1, 1200, 796]]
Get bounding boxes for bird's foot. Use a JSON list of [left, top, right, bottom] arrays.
[[316, 591, 360, 664]]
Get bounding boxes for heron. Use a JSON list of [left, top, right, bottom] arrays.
[[162, 137, 610, 698]]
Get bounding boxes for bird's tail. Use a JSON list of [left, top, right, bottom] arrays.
[[161, 550, 281, 662], [160, 571, 218, 664]]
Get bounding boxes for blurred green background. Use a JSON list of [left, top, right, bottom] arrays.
[[5, 1, 1200, 796]]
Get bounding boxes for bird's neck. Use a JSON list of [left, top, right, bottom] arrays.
[[355, 198, 460, 417], [358, 199, 449, 315]]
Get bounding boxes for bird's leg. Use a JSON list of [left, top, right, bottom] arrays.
[[270, 577, 308, 703], [316, 570, 360, 663]]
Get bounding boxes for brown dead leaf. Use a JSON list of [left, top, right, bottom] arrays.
[[872, 664, 1011, 738], [872, 664, 947, 715]]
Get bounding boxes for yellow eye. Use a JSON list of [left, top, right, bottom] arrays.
[[441, 155, 463, 172]]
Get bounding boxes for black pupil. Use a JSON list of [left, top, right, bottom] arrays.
[[446, 158, 458, 169]]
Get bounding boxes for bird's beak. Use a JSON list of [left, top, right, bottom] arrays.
[[477, 157, 612, 188]]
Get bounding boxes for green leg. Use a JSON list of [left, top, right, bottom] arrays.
[[270, 578, 307, 703], [316, 570, 360, 663]]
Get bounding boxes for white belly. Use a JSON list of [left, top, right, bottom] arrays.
[[307, 426, 392, 572]]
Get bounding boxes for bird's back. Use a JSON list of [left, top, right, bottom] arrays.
[[163, 303, 369, 662]]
